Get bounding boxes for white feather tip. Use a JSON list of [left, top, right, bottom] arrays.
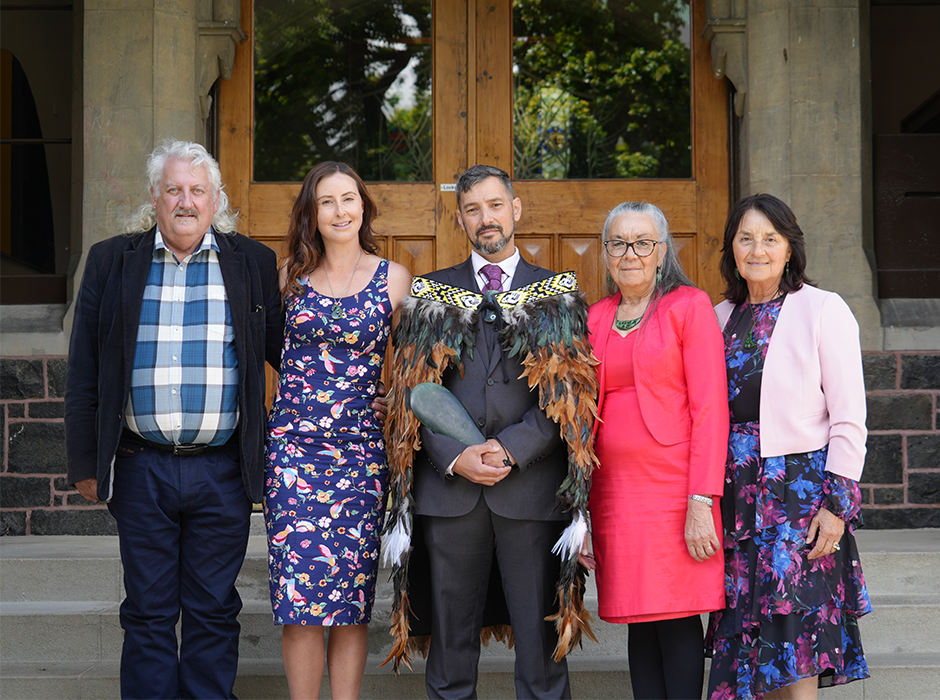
[[551, 512, 588, 560]]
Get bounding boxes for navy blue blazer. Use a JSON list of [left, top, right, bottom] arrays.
[[413, 257, 569, 521], [64, 227, 284, 503]]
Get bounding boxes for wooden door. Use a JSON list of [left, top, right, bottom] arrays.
[[218, 0, 728, 305]]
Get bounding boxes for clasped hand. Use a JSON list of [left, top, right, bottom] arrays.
[[453, 440, 514, 486]]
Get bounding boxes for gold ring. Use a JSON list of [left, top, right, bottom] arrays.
[[832, 542, 841, 551]]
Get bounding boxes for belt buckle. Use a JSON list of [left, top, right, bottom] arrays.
[[171, 443, 207, 456]]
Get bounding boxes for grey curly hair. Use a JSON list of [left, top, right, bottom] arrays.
[[124, 139, 238, 234]]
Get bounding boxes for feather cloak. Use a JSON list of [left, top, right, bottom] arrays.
[[381, 272, 600, 671]]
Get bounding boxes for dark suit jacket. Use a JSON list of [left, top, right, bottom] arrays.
[[64, 227, 284, 503], [412, 257, 569, 522]]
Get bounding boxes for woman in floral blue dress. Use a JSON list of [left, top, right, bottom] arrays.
[[707, 194, 871, 700], [265, 162, 411, 699]]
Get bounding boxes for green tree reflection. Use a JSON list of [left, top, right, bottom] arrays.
[[254, 0, 432, 182], [253, 0, 690, 182]]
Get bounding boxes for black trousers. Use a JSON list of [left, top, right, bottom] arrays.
[[628, 615, 706, 700], [421, 494, 571, 700]]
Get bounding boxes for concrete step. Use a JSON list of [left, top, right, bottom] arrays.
[[2, 527, 938, 698], [0, 599, 626, 664], [4, 525, 937, 602], [3, 654, 938, 700], [4, 591, 934, 666]]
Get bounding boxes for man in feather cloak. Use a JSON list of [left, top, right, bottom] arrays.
[[381, 165, 600, 699]]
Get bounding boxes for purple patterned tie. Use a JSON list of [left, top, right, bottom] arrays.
[[480, 264, 503, 292]]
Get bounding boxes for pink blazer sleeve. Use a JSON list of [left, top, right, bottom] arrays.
[[673, 290, 729, 497], [815, 293, 867, 480]]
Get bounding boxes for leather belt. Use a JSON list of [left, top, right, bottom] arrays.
[[121, 429, 216, 457]]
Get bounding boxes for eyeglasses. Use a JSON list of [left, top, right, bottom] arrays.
[[603, 239, 659, 258]]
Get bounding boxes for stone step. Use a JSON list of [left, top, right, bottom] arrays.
[[3, 527, 937, 603], [0, 599, 626, 664], [2, 591, 936, 666], [3, 654, 939, 700]]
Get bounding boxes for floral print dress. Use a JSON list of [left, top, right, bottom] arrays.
[[705, 296, 872, 699], [264, 259, 391, 626]]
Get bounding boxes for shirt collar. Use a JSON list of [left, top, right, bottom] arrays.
[[471, 247, 520, 290], [154, 226, 219, 259]]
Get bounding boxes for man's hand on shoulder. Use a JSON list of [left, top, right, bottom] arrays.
[[371, 381, 388, 424], [452, 441, 512, 486], [75, 478, 98, 503]]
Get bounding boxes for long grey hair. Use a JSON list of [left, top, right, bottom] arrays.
[[124, 139, 238, 234]]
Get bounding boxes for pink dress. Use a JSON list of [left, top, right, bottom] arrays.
[[589, 329, 725, 623]]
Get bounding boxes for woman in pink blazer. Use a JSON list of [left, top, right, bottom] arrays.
[[705, 194, 872, 700], [580, 202, 729, 700]]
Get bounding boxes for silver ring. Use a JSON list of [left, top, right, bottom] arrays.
[[832, 542, 841, 551]]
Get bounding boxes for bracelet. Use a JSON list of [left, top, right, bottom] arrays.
[[689, 494, 713, 507]]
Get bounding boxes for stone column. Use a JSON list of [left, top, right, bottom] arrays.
[[706, 0, 882, 349]]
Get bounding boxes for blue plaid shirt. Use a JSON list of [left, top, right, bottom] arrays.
[[124, 229, 239, 446]]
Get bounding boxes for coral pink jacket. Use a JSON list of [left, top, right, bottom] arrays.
[[588, 285, 729, 496], [715, 285, 867, 481]]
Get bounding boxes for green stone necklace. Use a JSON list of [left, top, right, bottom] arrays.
[[614, 315, 643, 331]]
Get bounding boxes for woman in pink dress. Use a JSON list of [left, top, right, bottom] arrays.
[[580, 202, 729, 699]]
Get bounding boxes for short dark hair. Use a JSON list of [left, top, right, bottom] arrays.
[[455, 165, 513, 207], [720, 193, 813, 304]]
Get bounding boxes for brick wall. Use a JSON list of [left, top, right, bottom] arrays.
[[861, 352, 940, 528], [1, 357, 116, 536], [2, 353, 939, 535]]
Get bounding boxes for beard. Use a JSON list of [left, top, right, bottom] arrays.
[[471, 223, 511, 255]]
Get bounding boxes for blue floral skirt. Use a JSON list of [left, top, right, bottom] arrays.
[[705, 421, 872, 699]]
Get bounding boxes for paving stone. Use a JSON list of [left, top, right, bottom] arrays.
[[902, 354, 940, 390], [909, 473, 940, 505], [863, 507, 940, 529], [866, 395, 933, 431], [29, 509, 118, 536], [861, 434, 902, 484], [908, 435, 940, 471], [7, 403, 25, 418], [0, 476, 52, 508], [0, 359, 45, 400], [863, 353, 896, 391], [27, 401, 65, 419], [47, 359, 67, 398], [7, 422, 67, 474], [0, 511, 27, 536]]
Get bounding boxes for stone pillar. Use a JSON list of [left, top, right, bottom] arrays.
[[705, 0, 883, 350]]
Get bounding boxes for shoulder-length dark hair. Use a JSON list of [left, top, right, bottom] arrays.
[[281, 162, 380, 299], [720, 193, 813, 304]]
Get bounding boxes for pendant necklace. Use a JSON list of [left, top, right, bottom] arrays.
[[614, 316, 643, 331], [323, 249, 363, 320], [615, 302, 646, 332]]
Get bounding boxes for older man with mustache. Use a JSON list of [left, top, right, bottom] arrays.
[[65, 139, 284, 699]]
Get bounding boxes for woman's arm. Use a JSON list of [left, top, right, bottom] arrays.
[[679, 290, 730, 561]]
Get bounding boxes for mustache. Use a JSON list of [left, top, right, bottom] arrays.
[[173, 207, 198, 217], [475, 223, 503, 236]]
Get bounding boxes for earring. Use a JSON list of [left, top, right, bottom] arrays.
[[734, 269, 740, 279], [785, 261, 790, 277], [656, 267, 663, 284]]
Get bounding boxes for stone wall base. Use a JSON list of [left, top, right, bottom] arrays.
[[2, 354, 938, 535]]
